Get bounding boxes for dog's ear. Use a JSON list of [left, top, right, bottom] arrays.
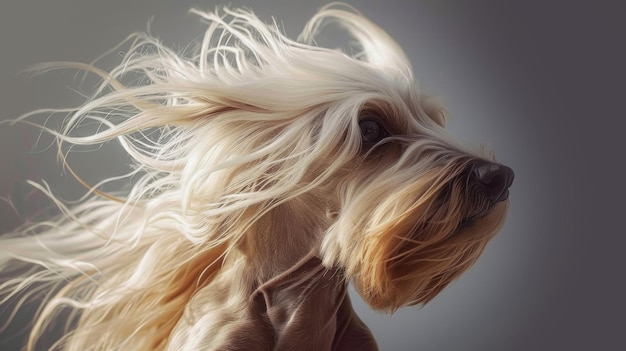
[[299, 4, 413, 81]]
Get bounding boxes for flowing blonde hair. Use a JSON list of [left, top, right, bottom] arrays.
[[0, 4, 507, 350]]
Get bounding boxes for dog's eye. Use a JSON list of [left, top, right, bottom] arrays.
[[359, 120, 387, 144]]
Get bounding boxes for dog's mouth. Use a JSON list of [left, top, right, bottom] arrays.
[[456, 207, 494, 231]]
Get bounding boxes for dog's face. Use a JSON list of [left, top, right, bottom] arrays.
[[318, 113, 513, 310]]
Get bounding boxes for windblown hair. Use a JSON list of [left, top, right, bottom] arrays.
[[0, 4, 509, 351]]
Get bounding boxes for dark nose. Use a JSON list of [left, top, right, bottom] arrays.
[[469, 160, 514, 202]]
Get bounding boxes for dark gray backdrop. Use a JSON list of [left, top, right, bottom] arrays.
[[0, 1, 623, 350]]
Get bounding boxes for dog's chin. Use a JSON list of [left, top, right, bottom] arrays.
[[352, 200, 509, 311]]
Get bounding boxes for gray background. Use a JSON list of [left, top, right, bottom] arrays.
[[0, 0, 623, 350]]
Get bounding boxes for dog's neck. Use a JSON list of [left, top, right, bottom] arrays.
[[241, 200, 377, 350], [248, 252, 378, 350]]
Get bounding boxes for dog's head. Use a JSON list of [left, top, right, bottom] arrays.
[[300, 9, 514, 311]]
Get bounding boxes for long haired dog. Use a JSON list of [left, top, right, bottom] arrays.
[[0, 4, 514, 351]]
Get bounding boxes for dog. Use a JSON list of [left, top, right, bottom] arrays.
[[0, 4, 513, 350]]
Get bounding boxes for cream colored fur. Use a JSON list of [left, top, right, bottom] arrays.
[[0, 4, 510, 350]]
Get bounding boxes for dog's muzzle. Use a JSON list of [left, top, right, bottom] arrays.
[[469, 160, 515, 203]]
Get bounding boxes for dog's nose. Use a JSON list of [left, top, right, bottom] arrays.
[[469, 160, 514, 202]]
